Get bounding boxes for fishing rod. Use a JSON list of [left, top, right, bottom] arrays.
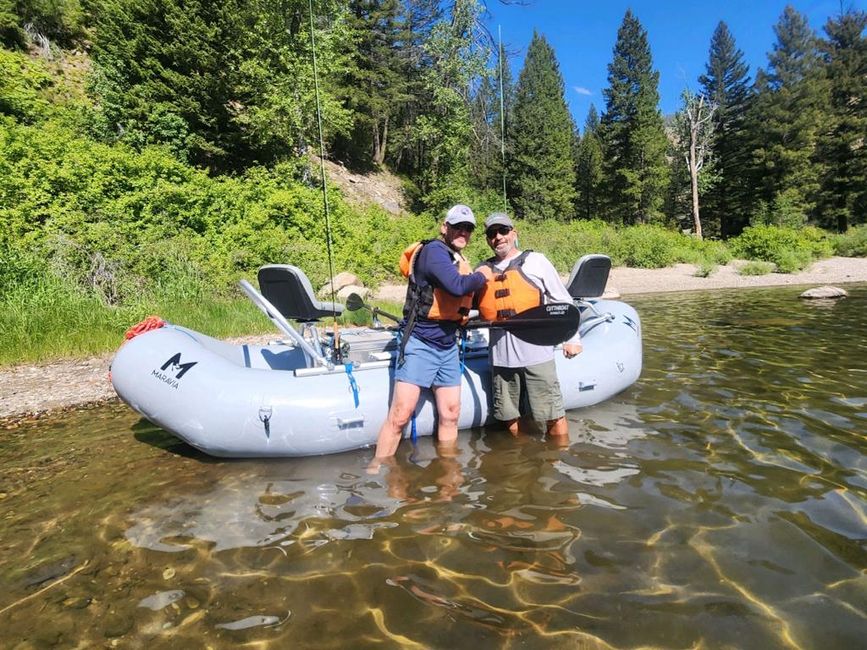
[[307, 0, 343, 359]]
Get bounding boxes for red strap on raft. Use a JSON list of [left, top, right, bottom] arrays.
[[124, 315, 166, 341]]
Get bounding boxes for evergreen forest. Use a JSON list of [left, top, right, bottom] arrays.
[[1, 0, 866, 360]]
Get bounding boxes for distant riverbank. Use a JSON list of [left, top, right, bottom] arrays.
[[2, 257, 866, 424]]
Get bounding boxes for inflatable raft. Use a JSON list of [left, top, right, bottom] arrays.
[[111, 256, 642, 457]]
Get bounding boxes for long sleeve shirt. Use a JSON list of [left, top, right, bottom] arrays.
[[406, 239, 487, 350]]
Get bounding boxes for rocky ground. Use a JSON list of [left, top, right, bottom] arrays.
[[2, 256, 865, 425]]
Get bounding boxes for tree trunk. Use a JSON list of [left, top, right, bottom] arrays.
[[373, 116, 389, 167], [689, 132, 703, 240]]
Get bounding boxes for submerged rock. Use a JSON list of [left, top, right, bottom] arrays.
[[799, 286, 848, 299]]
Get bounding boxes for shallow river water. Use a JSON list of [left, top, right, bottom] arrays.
[[1, 285, 865, 649]]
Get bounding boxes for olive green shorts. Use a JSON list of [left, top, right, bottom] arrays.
[[491, 360, 565, 423]]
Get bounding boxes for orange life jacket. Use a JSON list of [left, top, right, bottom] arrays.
[[400, 240, 474, 322], [476, 251, 543, 321]]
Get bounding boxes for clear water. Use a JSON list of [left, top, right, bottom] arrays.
[[1, 285, 865, 648]]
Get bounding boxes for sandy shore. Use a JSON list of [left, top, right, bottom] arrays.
[[2, 257, 865, 424]]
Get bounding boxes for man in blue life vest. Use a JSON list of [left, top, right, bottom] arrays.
[[371, 205, 493, 464], [475, 212, 582, 438]]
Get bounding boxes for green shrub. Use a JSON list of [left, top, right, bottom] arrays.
[[610, 225, 681, 268], [694, 261, 717, 278], [833, 224, 867, 257], [729, 225, 831, 273], [738, 261, 775, 276], [0, 49, 53, 122]]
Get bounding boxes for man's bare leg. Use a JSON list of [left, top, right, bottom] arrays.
[[372, 381, 421, 461], [432, 384, 461, 445]]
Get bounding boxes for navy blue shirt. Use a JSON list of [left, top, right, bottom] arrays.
[[406, 239, 486, 350]]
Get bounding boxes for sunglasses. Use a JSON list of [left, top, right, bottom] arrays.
[[485, 225, 513, 238], [448, 222, 475, 233]]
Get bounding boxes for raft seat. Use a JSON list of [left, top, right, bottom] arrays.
[[258, 265, 344, 360], [566, 254, 611, 300]]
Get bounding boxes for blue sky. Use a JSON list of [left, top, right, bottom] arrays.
[[482, 0, 863, 126]]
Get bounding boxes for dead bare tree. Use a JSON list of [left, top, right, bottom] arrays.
[[674, 90, 717, 240]]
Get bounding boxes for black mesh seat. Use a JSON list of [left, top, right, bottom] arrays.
[[257, 264, 344, 322], [566, 254, 611, 299]]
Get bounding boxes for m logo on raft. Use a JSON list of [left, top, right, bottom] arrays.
[[150, 352, 198, 389]]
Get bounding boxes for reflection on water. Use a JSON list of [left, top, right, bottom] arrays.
[[1, 285, 866, 648]]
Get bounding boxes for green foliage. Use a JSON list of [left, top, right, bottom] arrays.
[[730, 224, 832, 273], [833, 224, 867, 257], [814, 9, 867, 232], [609, 225, 682, 268], [509, 31, 576, 221], [699, 21, 753, 238], [90, 0, 352, 170], [694, 261, 717, 277], [0, 49, 53, 121], [411, 0, 486, 203], [575, 105, 603, 220], [600, 10, 669, 225], [1, 0, 25, 48], [746, 6, 828, 225], [737, 260, 775, 275], [3, 0, 87, 48], [0, 273, 271, 364]]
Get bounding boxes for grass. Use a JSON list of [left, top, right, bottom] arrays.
[[0, 284, 271, 365], [0, 278, 407, 365]]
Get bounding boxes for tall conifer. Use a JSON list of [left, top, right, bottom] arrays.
[[600, 10, 668, 225], [575, 105, 603, 220], [746, 5, 828, 226], [815, 9, 867, 231], [509, 31, 576, 221], [699, 21, 752, 237]]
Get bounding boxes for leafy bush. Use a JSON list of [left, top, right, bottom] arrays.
[[694, 261, 717, 278], [0, 49, 53, 121], [833, 224, 867, 257], [609, 225, 681, 268], [729, 225, 832, 273], [738, 261, 775, 276]]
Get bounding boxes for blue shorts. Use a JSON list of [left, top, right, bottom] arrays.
[[394, 335, 461, 388]]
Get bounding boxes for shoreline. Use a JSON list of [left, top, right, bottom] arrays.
[[2, 257, 866, 425]]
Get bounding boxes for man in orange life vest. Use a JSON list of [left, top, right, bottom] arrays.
[[475, 213, 582, 438], [371, 205, 492, 462]]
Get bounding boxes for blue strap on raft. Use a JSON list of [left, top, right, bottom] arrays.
[[410, 412, 418, 444], [344, 363, 360, 408]]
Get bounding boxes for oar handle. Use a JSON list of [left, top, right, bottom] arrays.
[[373, 306, 401, 323]]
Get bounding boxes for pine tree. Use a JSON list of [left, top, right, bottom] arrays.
[[336, 0, 409, 168], [746, 6, 828, 226], [411, 0, 486, 204], [468, 72, 502, 193], [575, 104, 603, 220], [509, 31, 576, 221], [600, 10, 669, 225], [91, 0, 352, 171], [699, 21, 753, 237], [815, 8, 867, 231]]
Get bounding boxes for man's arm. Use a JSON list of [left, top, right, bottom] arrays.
[[527, 253, 582, 350], [422, 242, 488, 296]]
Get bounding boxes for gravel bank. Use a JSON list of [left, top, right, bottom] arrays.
[[2, 257, 866, 423]]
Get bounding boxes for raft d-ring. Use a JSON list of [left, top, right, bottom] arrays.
[[259, 407, 273, 438]]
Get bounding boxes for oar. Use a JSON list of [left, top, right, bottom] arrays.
[[466, 303, 581, 346], [345, 293, 401, 323]]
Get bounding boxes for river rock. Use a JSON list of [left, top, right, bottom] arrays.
[[337, 285, 370, 300], [319, 272, 360, 297], [799, 286, 848, 299]]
